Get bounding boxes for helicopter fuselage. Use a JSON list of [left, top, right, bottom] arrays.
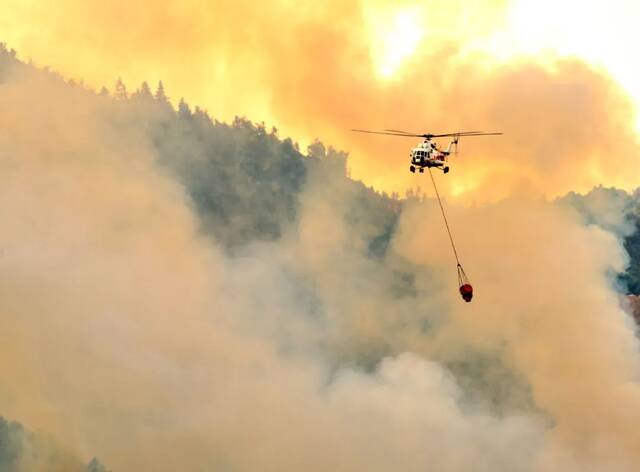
[[409, 139, 450, 174]]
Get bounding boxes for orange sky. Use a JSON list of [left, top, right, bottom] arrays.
[[1, 0, 638, 198], [3, 4, 640, 470]]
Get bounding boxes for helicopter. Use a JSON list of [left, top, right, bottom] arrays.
[[351, 129, 503, 174]]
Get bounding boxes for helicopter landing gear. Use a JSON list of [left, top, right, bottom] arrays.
[[419, 168, 424, 173], [410, 165, 416, 173], [443, 166, 450, 174]]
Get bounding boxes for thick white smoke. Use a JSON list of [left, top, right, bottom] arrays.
[[0, 57, 639, 471]]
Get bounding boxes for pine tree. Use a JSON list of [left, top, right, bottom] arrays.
[[155, 80, 168, 103], [114, 78, 127, 100], [178, 98, 191, 118], [307, 139, 326, 160], [131, 81, 153, 101], [86, 457, 110, 472], [140, 81, 152, 96], [139, 81, 152, 98]]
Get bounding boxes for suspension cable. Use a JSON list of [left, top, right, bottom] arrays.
[[427, 167, 461, 267]]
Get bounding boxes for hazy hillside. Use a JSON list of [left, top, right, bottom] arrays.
[[558, 187, 640, 293], [1, 42, 640, 470], [144, 89, 640, 294], [104, 68, 640, 294], [0, 417, 108, 472], [2, 43, 636, 292]]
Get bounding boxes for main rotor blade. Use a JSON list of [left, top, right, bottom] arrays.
[[384, 129, 497, 136], [352, 129, 504, 138], [430, 131, 503, 138], [461, 132, 503, 136], [384, 129, 418, 134], [351, 129, 425, 138]]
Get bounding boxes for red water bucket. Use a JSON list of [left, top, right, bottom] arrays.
[[459, 283, 473, 303]]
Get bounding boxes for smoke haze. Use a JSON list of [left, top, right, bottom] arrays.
[[1, 0, 639, 196], [0, 44, 639, 471]]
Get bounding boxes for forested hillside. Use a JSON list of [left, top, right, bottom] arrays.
[[2, 40, 640, 471], [0, 417, 108, 471], [144, 82, 640, 294], [559, 187, 640, 293], [1, 42, 638, 292]]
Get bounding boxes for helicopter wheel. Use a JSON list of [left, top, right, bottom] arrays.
[[419, 168, 424, 173], [409, 165, 415, 173], [443, 166, 450, 174]]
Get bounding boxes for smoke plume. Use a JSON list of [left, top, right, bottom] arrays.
[[0, 40, 639, 472], [1, 0, 639, 196]]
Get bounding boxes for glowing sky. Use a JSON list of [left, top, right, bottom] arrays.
[[480, 0, 640, 125], [0, 0, 638, 197], [2, 6, 640, 469]]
